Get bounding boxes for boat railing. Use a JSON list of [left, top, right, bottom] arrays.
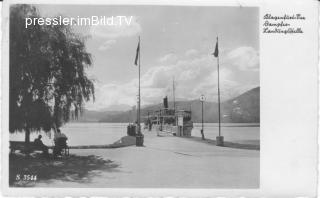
[[161, 124, 177, 134]]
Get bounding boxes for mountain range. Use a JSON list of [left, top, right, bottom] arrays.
[[76, 87, 260, 123]]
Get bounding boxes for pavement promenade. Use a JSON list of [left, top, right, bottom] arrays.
[[35, 130, 259, 188]]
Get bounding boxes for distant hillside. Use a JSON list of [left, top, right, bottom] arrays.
[[78, 87, 260, 123], [72, 110, 121, 122], [222, 87, 260, 123]]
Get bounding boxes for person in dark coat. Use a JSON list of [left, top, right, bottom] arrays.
[[34, 135, 49, 157]]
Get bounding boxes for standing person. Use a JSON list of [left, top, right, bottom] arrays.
[[148, 119, 152, 131]]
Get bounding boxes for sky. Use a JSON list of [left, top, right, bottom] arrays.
[[37, 5, 259, 111]]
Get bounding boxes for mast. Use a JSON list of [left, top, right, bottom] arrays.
[[173, 77, 176, 112], [173, 77, 177, 126]]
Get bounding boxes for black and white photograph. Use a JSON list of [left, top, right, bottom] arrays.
[[2, 0, 318, 197], [7, 4, 260, 188]]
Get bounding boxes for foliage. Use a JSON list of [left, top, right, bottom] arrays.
[[9, 5, 95, 142]]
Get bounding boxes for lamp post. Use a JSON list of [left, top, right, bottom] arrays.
[[199, 94, 206, 140]]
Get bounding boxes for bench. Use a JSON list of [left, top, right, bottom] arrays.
[[9, 141, 50, 154], [10, 138, 69, 156], [10, 140, 69, 156]]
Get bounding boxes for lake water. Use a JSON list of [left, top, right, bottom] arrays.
[[192, 123, 259, 145], [10, 122, 260, 146]]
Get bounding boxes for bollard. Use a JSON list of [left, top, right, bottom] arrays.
[[136, 134, 144, 146], [216, 136, 224, 146]]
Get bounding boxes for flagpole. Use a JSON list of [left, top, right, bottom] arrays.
[[217, 37, 221, 137], [213, 36, 223, 146], [138, 36, 141, 135], [134, 36, 143, 146]]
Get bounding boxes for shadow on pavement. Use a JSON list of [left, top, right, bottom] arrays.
[[9, 153, 120, 187]]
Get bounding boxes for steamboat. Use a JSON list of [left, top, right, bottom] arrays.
[[145, 91, 193, 137]]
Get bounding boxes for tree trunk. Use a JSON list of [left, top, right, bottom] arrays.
[[24, 127, 31, 154], [25, 127, 30, 143], [54, 95, 61, 128]]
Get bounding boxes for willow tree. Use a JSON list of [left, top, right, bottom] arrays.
[[9, 5, 94, 143]]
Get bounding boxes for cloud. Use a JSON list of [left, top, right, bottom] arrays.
[[138, 54, 236, 102], [158, 53, 178, 63], [85, 80, 169, 111], [193, 68, 241, 100], [85, 82, 136, 111], [98, 39, 116, 51], [85, 46, 259, 110], [86, 55, 213, 110], [185, 49, 198, 57], [227, 46, 259, 71], [91, 16, 142, 39]]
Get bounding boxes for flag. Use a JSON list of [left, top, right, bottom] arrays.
[[212, 37, 219, 58], [134, 40, 140, 66]]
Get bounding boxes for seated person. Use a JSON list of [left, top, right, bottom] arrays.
[[34, 135, 49, 157], [53, 129, 68, 157]]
